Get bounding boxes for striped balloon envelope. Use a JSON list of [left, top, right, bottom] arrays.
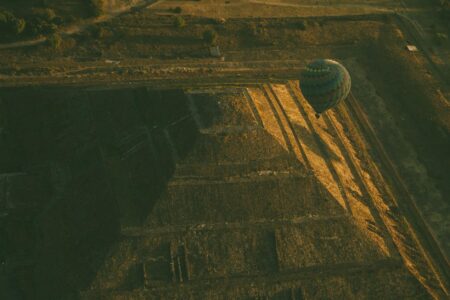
[[299, 59, 351, 116]]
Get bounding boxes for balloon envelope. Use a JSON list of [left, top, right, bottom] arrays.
[[299, 59, 351, 114]]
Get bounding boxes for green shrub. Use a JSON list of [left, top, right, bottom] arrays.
[[173, 7, 182, 13], [48, 33, 62, 49], [12, 18, 26, 34], [27, 20, 43, 35], [297, 20, 306, 31], [0, 9, 14, 23], [0, 9, 26, 35], [27, 19, 58, 35], [435, 32, 448, 45], [203, 29, 218, 45], [174, 16, 186, 28]]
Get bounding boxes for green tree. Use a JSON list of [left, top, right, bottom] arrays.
[[48, 34, 62, 49], [0, 10, 26, 35], [13, 18, 26, 34], [174, 16, 186, 28], [203, 29, 217, 45]]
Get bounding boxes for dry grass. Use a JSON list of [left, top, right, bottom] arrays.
[[151, 0, 395, 18]]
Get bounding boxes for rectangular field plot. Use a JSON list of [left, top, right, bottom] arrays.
[[186, 229, 278, 279], [302, 268, 429, 299], [189, 90, 259, 130], [149, 175, 345, 225], [275, 219, 389, 271], [181, 129, 294, 164], [174, 155, 300, 178]]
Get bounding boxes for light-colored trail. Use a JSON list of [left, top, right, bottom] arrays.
[[248, 0, 394, 12]]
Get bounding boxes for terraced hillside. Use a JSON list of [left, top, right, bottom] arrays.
[[75, 86, 401, 299], [1, 81, 448, 299], [73, 83, 447, 299]]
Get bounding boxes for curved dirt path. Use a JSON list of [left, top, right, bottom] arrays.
[[0, 0, 160, 50]]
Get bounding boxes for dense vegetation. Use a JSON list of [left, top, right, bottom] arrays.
[[0, 0, 104, 42], [0, 8, 26, 36]]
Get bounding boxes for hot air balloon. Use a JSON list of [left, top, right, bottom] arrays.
[[299, 59, 351, 118]]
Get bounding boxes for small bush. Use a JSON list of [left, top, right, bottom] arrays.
[[203, 29, 218, 45], [27, 19, 58, 35], [27, 20, 43, 35], [12, 18, 26, 34], [297, 20, 306, 31], [174, 16, 186, 28], [0, 9, 14, 23], [173, 7, 182, 14], [245, 23, 257, 37], [435, 32, 448, 45], [48, 34, 62, 49], [0, 9, 26, 35]]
